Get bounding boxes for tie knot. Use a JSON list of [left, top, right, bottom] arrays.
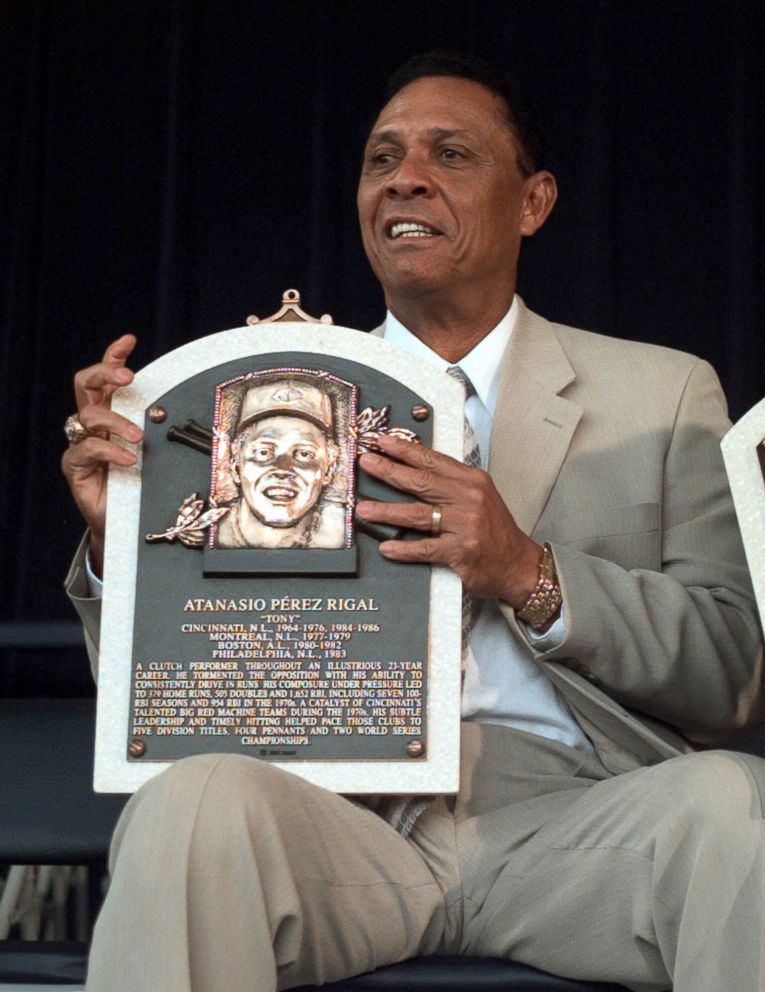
[[446, 365, 476, 399]]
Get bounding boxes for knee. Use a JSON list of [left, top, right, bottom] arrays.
[[654, 750, 765, 841], [144, 752, 287, 813], [114, 754, 290, 849]]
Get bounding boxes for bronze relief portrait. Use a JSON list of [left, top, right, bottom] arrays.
[[209, 369, 357, 551]]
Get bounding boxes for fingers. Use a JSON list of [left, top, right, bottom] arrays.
[[357, 436, 478, 553], [73, 334, 137, 411], [102, 333, 138, 365], [356, 499, 444, 534], [373, 433, 466, 476], [61, 437, 137, 545], [355, 496, 463, 571], [65, 335, 140, 543], [62, 435, 138, 476], [360, 443, 474, 503], [378, 534, 450, 564], [355, 501, 457, 564], [356, 436, 534, 601], [77, 403, 144, 444]]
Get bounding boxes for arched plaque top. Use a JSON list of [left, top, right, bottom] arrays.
[[247, 288, 333, 326]]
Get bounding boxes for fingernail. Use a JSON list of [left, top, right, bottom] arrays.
[[356, 501, 371, 517], [115, 368, 131, 382]]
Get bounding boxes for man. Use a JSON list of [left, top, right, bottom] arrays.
[[62, 53, 764, 992], [215, 376, 344, 549]]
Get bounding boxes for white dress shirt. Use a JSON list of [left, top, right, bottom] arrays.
[[384, 301, 592, 751]]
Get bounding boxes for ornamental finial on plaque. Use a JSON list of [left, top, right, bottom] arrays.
[[246, 289, 333, 326]]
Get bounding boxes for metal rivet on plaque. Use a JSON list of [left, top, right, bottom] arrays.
[[148, 406, 167, 423], [128, 739, 146, 758], [411, 405, 429, 422], [405, 739, 424, 758]]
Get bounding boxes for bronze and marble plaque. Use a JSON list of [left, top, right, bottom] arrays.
[[722, 397, 765, 633], [96, 302, 463, 795]]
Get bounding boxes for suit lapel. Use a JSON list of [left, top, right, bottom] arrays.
[[488, 302, 582, 536], [369, 306, 582, 536]]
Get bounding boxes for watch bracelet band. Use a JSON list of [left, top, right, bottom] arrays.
[[516, 542, 562, 630]]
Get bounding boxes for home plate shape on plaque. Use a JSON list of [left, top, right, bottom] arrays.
[[96, 290, 464, 796], [722, 395, 765, 633]]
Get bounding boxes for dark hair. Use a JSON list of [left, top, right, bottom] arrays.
[[383, 51, 542, 177]]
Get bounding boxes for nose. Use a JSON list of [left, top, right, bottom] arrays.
[[385, 154, 433, 199]]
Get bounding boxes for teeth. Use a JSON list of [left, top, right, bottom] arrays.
[[390, 221, 438, 238], [265, 487, 296, 499]]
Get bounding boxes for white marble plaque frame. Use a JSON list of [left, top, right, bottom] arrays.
[[721, 397, 765, 633], [95, 323, 464, 795]]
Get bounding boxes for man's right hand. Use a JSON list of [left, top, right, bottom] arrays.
[[61, 334, 144, 577]]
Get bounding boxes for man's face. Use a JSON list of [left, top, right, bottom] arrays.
[[357, 76, 541, 307], [234, 415, 335, 528]]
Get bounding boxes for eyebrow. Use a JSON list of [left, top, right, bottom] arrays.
[[366, 126, 475, 144], [247, 430, 319, 443]]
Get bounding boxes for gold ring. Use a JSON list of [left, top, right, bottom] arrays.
[[430, 505, 443, 536], [64, 414, 92, 445]]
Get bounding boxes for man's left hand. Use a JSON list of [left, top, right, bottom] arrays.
[[356, 434, 541, 608]]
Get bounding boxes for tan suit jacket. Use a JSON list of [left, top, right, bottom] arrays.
[[67, 299, 763, 776], [466, 300, 762, 770]]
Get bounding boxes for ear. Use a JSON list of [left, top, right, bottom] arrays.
[[520, 170, 558, 237], [323, 443, 339, 486]]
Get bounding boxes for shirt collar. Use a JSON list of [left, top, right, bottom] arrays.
[[382, 296, 517, 416]]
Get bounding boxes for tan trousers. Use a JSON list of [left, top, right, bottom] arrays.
[[86, 724, 765, 992]]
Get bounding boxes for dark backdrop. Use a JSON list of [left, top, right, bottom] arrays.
[[2, 0, 763, 695]]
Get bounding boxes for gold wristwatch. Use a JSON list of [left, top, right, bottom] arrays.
[[516, 542, 562, 631]]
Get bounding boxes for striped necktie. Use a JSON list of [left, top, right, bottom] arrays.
[[446, 365, 481, 468], [445, 365, 483, 660]]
